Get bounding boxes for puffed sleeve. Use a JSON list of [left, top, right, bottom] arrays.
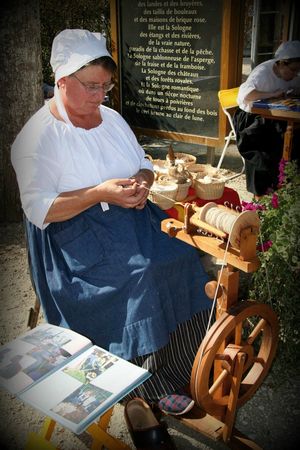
[[11, 116, 60, 230]]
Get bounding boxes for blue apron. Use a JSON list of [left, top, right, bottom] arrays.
[[25, 201, 211, 360]]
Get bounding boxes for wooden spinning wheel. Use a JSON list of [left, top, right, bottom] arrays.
[[161, 203, 279, 448], [191, 300, 279, 441]]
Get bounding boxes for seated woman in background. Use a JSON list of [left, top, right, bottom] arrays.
[[234, 40, 300, 197], [11, 29, 212, 416]]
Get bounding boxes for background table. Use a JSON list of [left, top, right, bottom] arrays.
[[251, 99, 300, 161]]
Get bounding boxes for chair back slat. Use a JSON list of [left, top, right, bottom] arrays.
[[218, 87, 239, 110]]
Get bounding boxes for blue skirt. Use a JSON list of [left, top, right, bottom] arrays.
[[25, 201, 211, 360]]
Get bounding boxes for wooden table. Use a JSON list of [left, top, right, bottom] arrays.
[[251, 103, 300, 161]]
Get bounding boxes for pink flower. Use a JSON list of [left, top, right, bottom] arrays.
[[278, 174, 285, 186], [242, 201, 265, 211], [271, 193, 279, 209], [278, 159, 287, 187], [279, 159, 287, 172], [257, 240, 273, 252]]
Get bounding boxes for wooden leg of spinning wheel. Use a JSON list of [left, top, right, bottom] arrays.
[[213, 267, 240, 408], [223, 352, 246, 443], [87, 407, 130, 450], [228, 429, 263, 450]]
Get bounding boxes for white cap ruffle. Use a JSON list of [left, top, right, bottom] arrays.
[[50, 29, 112, 82]]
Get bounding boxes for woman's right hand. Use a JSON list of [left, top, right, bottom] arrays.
[[97, 178, 148, 208]]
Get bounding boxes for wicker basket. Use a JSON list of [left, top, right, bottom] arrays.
[[149, 181, 178, 209], [187, 164, 219, 187], [166, 152, 197, 168], [158, 175, 192, 202], [187, 163, 217, 176], [175, 181, 192, 201], [194, 176, 225, 200], [187, 164, 207, 186]]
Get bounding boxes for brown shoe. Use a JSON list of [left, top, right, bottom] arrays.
[[124, 397, 177, 449]]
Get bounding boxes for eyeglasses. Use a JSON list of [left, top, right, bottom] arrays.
[[71, 74, 115, 94]]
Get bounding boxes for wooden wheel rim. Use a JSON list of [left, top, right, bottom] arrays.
[[191, 301, 279, 416]]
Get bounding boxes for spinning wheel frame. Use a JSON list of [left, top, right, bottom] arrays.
[[191, 300, 279, 419], [161, 207, 279, 446]]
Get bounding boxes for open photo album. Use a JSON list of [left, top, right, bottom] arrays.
[[252, 96, 300, 112], [0, 324, 151, 434]]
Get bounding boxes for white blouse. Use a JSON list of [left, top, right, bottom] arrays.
[[11, 103, 153, 229], [238, 59, 300, 112]]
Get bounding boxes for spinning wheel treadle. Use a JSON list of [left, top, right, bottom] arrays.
[[191, 300, 279, 416]]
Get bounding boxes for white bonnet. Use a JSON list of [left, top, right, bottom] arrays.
[[50, 29, 112, 82], [274, 40, 300, 61]]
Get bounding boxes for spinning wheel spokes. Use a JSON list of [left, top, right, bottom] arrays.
[[247, 318, 266, 344], [190, 301, 279, 418]]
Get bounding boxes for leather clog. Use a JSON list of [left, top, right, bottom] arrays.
[[124, 397, 177, 449]]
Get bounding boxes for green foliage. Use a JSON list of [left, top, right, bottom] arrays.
[[40, 0, 110, 85], [245, 161, 300, 378]]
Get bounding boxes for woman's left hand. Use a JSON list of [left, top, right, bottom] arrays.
[[130, 169, 154, 209], [134, 180, 149, 209]]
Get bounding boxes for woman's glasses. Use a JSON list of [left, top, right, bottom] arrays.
[[71, 74, 115, 94]]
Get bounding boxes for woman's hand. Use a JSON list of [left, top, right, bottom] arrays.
[[97, 177, 149, 209], [129, 169, 154, 209], [44, 171, 155, 224]]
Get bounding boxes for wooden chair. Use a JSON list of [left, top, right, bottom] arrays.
[[217, 87, 245, 179], [24, 217, 41, 330]]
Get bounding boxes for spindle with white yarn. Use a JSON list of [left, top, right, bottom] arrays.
[[196, 202, 260, 248]]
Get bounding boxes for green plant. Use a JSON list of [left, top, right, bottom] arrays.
[[242, 160, 300, 379]]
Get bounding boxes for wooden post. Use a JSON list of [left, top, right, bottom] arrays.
[[223, 352, 246, 442], [217, 265, 239, 319], [282, 121, 293, 161], [212, 265, 239, 417]]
